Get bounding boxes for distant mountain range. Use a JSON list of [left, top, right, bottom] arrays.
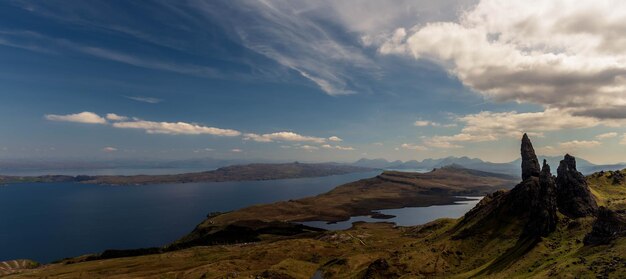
[[352, 156, 626, 176], [2, 155, 624, 178]]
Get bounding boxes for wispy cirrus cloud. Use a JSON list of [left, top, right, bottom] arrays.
[[0, 29, 224, 79], [124, 96, 162, 104], [190, 1, 381, 96]]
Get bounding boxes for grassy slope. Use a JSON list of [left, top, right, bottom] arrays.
[[203, 167, 517, 226], [7, 170, 626, 278]]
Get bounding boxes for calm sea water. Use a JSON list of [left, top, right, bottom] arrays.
[[300, 196, 483, 230], [0, 167, 215, 176], [0, 171, 379, 263]]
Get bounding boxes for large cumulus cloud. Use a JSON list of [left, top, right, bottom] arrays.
[[379, 0, 626, 119]]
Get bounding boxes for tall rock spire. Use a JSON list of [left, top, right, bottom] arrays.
[[521, 133, 541, 180]]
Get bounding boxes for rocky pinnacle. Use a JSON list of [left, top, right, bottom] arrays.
[[521, 133, 541, 180]]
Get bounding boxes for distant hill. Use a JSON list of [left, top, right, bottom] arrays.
[[0, 163, 374, 185], [353, 156, 626, 176], [0, 157, 254, 173]]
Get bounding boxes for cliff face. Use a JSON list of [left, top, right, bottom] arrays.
[[556, 154, 599, 218]]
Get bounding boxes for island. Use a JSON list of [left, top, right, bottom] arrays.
[[0, 162, 374, 185]]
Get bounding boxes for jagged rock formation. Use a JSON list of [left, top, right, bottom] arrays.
[[454, 134, 558, 239], [556, 154, 598, 218], [521, 133, 541, 180], [524, 160, 558, 237], [584, 207, 626, 245]]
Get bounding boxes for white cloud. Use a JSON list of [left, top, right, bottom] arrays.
[[400, 143, 428, 151], [106, 113, 128, 121], [243, 132, 326, 143], [102, 147, 117, 152], [536, 145, 560, 156], [45, 112, 349, 153], [231, 148, 243, 153], [379, 0, 626, 119], [414, 119, 457, 128], [125, 96, 162, 104], [621, 134, 626, 145], [558, 140, 602, 150], [423, 138, 463, 149], [45, 111, 107, 124], [299, 145, 319, 151], [596, 132, 618, 140], [112, 120, 241, 136], [193, 148, 214, 153], [321, 144, 355, 151], [431, 109, 610, 143], [417, 108, 623, 148], [414, 120, 440, 127], [328, 136, 343, 142]]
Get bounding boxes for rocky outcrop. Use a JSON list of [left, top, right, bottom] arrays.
[[556, 154, 598, 218], [454, 134, 558, 239], [521, 133, 541, 180], [362, 259, 399, 279], [583, 207, 626, 245], [524, 160, 558, 237], [608, 170, 625, 185]]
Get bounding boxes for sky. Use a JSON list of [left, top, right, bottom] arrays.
[[1, 0, 626, 164]]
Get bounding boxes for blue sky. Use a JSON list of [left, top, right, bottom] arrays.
[[1, 0, 626, 164]]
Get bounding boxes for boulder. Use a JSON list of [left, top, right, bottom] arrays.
[[583, 207, 626, 245]]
